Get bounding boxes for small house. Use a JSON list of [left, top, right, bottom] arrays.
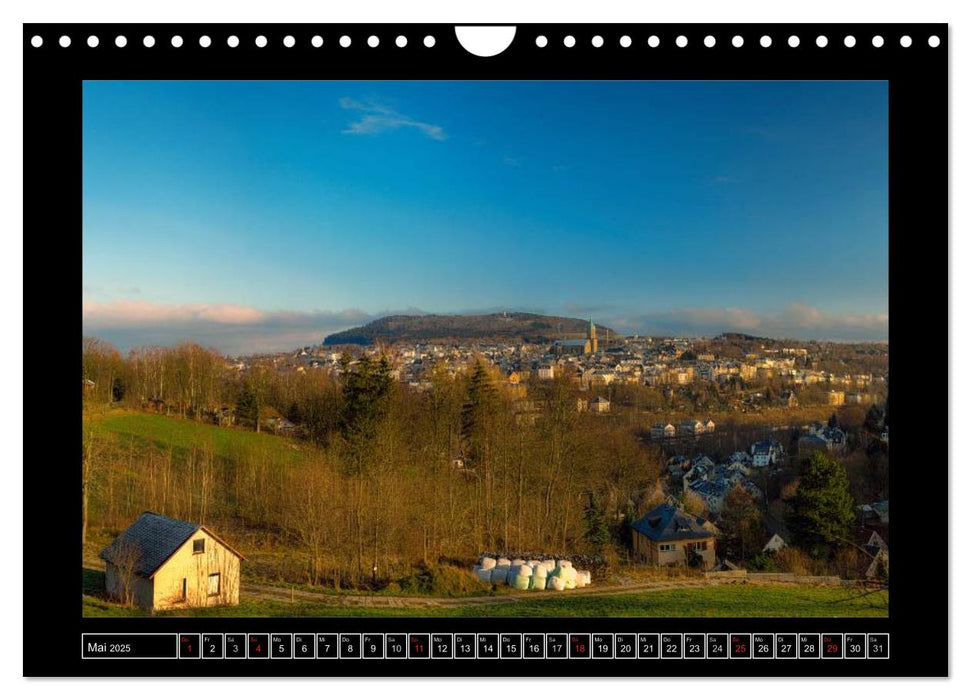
[[631, 503, 717, 569], [100, 511, 244, 612]]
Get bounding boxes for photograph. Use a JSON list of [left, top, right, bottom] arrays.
[[80, 79, 890, 618]]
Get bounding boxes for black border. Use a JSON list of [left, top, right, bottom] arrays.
[[23, 22, 948, 677]]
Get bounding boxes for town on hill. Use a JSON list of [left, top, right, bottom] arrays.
[[82, 318, 888, 617]]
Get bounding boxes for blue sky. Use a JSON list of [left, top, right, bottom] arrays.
[[83, 80, 888, 353]]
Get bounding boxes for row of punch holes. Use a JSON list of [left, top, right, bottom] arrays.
[[30, 31, 941, 51]]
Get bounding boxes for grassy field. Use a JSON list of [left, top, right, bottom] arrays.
[[85, 409, 312, 466], [83, 584, 888, 618]]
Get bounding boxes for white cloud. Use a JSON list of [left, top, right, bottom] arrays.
[[339, 97, 446, 141], [82, 300, 373, 354]]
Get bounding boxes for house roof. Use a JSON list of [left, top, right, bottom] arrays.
[[631, 503, 714, 542], [100, 511, 243, 578]]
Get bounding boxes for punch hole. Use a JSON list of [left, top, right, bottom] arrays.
[[563, 35, 576, 48], [59, 35, 71, 48], [788, 35, 800, 48], [816, 35, 828, 48], [395, 35, 406, 48], [368, 35, 380, 48], [928, 35, 940, 47], [591, 35, 604, 48], [760, 35, 772, 48], [87, 36, 99, 48], [312, 35, 324, 48], [676, 35, 688, 48], [535, 35, 548, 48], [424, 35, 436, 48], [143, 35, 155, 48], [255, 35, 268, 48], [732, 35, 743, 47], [339, 35, 351, 47], [227, 35, 240, 48], [900, 35, 912, 47], [619, 35, 632, 48], [647, 35, 660, 48], [704, 35, 716, 48], [454, 26, 514, 56], [844, 35, 856, 48], [31, 35, 43, 48], [171, 35, 183, 48], [199, 35, 211, 48], [115, 35, 127, 48], [283, 35, 296, 48], [872, 35, 884, 47]]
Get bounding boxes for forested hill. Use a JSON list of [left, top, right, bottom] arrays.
[[323, 313, 617, 346]]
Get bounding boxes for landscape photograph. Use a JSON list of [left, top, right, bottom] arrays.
[[81, 80, 890, 618]]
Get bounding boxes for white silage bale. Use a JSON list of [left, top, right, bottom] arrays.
[[475, 567, 494, 583], [511, 558, 526, 566], [479, 557, 496, 570], [512, 564, 533, 577], [575, 577, 585, 588], [557, 560, 572, 569], [542, 559, 556, 571], [512, 575, 531, 590], [561, 566, 577, 582], [527, 560, 541, 569], [497, 557, 511, 566], [550, 576, 566, 591], [564, 578, 576, 590], [529, 574, 547, 590], [532, 563, 549, 578], [579, 570, 591, 585], [491, 566, 510, 584], [506, 568, 519, 585]]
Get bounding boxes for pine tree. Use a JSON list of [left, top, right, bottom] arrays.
[[582, 491, 610, 554], [787, 451, 856, 557], [460, 360, 497, 466]]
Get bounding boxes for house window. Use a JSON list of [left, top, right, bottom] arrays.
[[193, 538, 205, 554], [208, 573, 220, 596], [659, 543, 676, 552]]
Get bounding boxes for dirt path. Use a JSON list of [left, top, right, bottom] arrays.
[[241, 578, 714, 609]]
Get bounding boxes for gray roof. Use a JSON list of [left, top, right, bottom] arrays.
[[553, 339, 588, 347], [100, 511, 203, 577], [631, 503, 713, 542]]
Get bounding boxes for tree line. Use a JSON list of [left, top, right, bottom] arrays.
[[82, 339, 663, 588]]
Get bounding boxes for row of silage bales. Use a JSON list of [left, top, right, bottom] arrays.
[[474, 555, 591, 591]]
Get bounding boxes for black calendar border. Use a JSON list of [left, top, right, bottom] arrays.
[[23, 22, 948, 678]]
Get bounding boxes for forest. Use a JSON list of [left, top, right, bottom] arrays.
[[82, 338, 663, 589]]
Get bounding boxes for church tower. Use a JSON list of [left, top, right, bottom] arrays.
[[588, 318, 598, 355]]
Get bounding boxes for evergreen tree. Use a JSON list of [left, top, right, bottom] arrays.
[[235, 383, 260, 430], [786, 451, 856, 557], [460, 360, 497, 466], [339, 355, 394, 471], [582, 491, 610, 554]]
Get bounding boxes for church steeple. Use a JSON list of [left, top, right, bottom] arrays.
[[588, 318, 598, 354]]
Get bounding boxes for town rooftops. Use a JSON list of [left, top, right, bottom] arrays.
[[631, 503, 713, 542], [100, 511, 244, 578]]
